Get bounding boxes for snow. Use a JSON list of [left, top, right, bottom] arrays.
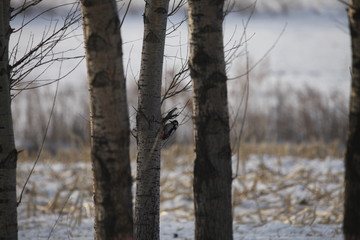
[[17, 154, 344, 239], [224, 9, 351, 96]]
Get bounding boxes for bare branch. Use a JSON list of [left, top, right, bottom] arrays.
[[224, 0, 256, 17], [120, 0, 132, 28], [11, 56, 84, 97], [10, 0, 42, 20], [168, 0, 186, 17], [11, 2, 81, 30], [228, 23, 287, 81], [162, 107, 179, 123], [232, 30, 250, 180], [338, 0, 356, 9], [224, 1, 256, 69], [9, 2, 83, 92], [167, 16, 188, 36], [161, 62, 190, 105], [17, 63, 61, 207]]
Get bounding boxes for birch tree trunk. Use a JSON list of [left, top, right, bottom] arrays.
[[80, 0, 133, 239], [135, 0, 169, 239], [188, 0, 233, 239], [0, 1, 18, 239], [344, 1, 360, 240]]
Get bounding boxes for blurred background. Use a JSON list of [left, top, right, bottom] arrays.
[[10, 0, 350, 155]]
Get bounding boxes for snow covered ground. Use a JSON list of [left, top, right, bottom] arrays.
[[17, 153, 344, 239]]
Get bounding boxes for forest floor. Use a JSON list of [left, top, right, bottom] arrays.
[[17, 144, 344, 239]]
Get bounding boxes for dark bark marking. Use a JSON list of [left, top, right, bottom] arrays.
[[190, 13, 204, 23], [194, 155, 218, 184], [200, 25, 217, 33], [92, 71, 109, 88], [155, 7, 167, 14], [350, 8, 360, 39], [209, 0, 224, 6], [106, 16, 120, 34], [195, 71, 226, 107], [143, 14, 150, 24], [81, 0, 96, 7], [207, 71, 227, 83], [93, 135, 110, 149], [188, 62, 198, 78], [0, 68, 6, 76], [0, 184, 16, 193], [350, 23, 358, 39], [353, 8, 360, 21], [87, 33, 107, 52], [353, 55, 360, 70], [145, 31, 160, 43], [193, 48, 211, 68], [0, 149, 17, 168], [117, 38, 123, 57]]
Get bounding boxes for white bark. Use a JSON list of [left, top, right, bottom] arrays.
[[189, 0, 233, 239], [135, 0, 169, 239], [81, 0, 133, 239]]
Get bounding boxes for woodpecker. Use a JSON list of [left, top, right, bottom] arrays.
[[161, 120, 178, 140]]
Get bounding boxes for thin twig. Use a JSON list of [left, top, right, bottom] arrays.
[[338, 0, 355, 9], [168, 0, 186, 16], [232, 30, 250, 180], [228, 23, 287, 81], [17, 62, 61, 207], [47, 185, 75, 240], [120, 0, 132, 28], [10, 2, 82, 91]]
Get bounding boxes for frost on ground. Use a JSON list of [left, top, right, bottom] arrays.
[[17, 150, 344, 239]]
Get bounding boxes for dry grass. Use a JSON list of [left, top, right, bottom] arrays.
[[17, 142, 344, 233], [17, 153, 93, 229], [236, 141, 345, 160], [12, 70, 348, 156], [231, 155, 343, 225], [160, 144, 344, 225]]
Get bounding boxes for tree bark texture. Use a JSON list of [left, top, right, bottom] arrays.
[[188, 0, 233, 240], [80, 0, 133, 239], [0, 1, 18, 239], [344, 1, 360, 240], [135, 0, 169, 239]]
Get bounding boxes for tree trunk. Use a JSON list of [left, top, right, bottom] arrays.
[[0, 0, 18, 239], [134, 0, 169, 239], [188, 0, 233, 239], [344, 1, 360, 240], [80, 0, 133, 239]]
